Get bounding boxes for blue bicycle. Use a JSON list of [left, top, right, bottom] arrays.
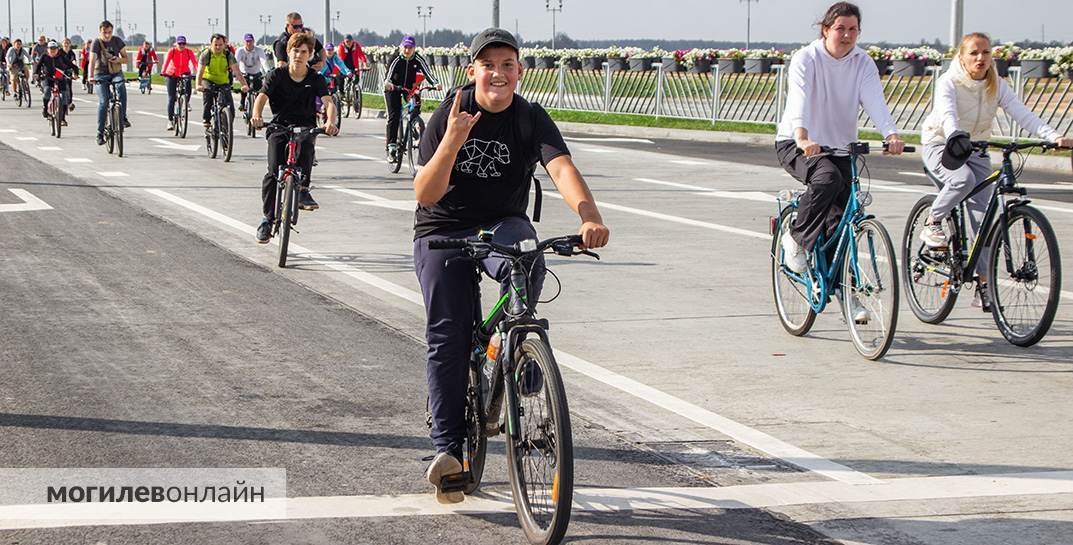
[[771, 141, 914, 360]]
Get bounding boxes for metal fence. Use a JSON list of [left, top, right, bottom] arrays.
[[362, 60, 1073, 140]]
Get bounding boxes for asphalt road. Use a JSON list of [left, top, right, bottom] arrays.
[[1, 83, 1072, 545]]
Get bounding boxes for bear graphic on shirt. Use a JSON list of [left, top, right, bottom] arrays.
[[455, 138, 510, 179]]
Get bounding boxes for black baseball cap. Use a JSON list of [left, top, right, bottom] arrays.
[[941, 130, 973, 171], [469, 28, 519, 59]]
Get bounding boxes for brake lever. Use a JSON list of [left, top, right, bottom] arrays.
[[575, 249, 601, 260]]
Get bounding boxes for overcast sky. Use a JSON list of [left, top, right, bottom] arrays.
[[4, 0, 1072, 45]]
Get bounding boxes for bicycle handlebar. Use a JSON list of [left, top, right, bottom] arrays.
[[428, 234, 600, 260], [264, 123, 327, 138], [819, 142, 916, 155], [971, 140, 1071, 153]]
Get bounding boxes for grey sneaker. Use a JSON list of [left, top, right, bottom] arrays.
[[849, 295, 870, 324], [424, 452, 464, 504], [919, 216, 949, 248], [972, 283, 992, 312]]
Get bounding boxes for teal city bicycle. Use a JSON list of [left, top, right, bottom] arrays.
[[771, 141, 914, 360]]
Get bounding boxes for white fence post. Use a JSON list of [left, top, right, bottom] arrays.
[[710, 64, 721, 124], [555, 61, 566, 109], [654, 63, 664, 118], [774, 64, 786, 122], [603, 62, 612, 113]]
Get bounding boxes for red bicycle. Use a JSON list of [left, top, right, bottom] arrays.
[[264, 123, 325, 268], [46, 69, 71, 138], [390, 73, 436, 176]]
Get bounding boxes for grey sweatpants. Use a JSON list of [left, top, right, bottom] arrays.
[[923, 143, 993, 275]]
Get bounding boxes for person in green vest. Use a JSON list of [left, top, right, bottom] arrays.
[[196, 33, 249, 129]]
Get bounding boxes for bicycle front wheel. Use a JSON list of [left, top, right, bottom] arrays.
[[771, 205, 817, 336], [277, 174, 297, 268], [221, 109, 234, 163], [462, 362, 489, 496], [114, 103, 124, 158], [354, 87, 363, 119], [178, 95, 189, 138], [407, 116, 425, 177], [902, 195, 959, 324], [506, 338, 573, 545], [390, 121, 405, 174], [49, 97, 58, 137], [843, 219, 899, 360], [106, 111, 116, 155], [207, 114, 219, 159], [987, 205, 1061, 347]]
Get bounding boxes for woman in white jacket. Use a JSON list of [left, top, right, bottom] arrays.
[[919, 32, 1072, 308]]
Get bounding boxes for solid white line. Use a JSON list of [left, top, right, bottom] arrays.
[[898, 171, 927, 178], [634, 177, 776, 204], [96, 172, 129, 178], [344, 153, 379, 161], [5, 470, 1072, 529], [0, 128, 17, 133], [670, 159, 709, 166], [136, 110, 169, 119], [577, 147, 616, 154], [563, 136, 654, 144], [143, 188, 872, 484], [0, 189, 53, 213], [37, 146, 63, 151], [64, 158, 93, 163]]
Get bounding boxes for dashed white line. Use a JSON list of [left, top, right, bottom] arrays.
[[64, 158, 93, 163], [37, 146, 63, 151], [0, 129, 17, 133], [344, 153, 379, 161], [563, 136, 654, 144], [136, 110, 169, 119], [577, 147, 616, 154], [96, 172, 129, 177], [634, 177, 775, 203], [898, 171, 927, 178], [15, 136, 38, 141], [670, 159, 709, 166]]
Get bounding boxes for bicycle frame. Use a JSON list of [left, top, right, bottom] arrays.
[[776, 149, 881, 314]]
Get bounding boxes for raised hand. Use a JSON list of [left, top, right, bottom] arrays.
[[445, 92, 481, 141]]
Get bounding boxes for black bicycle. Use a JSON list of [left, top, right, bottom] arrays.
[[390, 81, 435, 176], [0, 69, 8, 102], [102, 79, 124, 157], [342, 68, 366, 119], [264, 123, 325, 268], [203, 82, 235, 162], [902, 140, 1069, 346], [427, 232, 599, 545], [14, 69, 31, 108], [172, 75, 192, 138], [242, 73, 263, 138], [318, 75, 344, 132]]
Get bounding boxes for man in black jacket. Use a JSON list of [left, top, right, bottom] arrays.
[[272, 12, 325, 71], [383, 35, 439, 161], [35, 41, 78, 122]]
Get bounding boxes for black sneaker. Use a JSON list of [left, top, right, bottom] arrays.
[[255, 219, 272, 244], [123, 118, 131, 128], [298, 189, 319, 211], [96, 135, 105, 145]]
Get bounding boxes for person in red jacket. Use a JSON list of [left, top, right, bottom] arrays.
[[80, 39, 92, 93], [160, 35, 198, 130], [136, 40, 157, 77], [338, 34, 368, 72]]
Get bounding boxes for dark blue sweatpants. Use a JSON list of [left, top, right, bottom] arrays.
[[413, 216, 546, 457]]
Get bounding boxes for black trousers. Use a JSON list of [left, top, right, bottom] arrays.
[[262, 128, 314, 219], [202, 85, 235, 122], [384, 89, 403, 146], [776, 139, 853, 251]]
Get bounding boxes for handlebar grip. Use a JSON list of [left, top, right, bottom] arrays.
[[427, 239, 468, 250], [565, 234, 583, 245], [903, 145, 916, 153]]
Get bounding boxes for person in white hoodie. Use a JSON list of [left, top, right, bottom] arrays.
[[918, 32, 1072, 309], [775, 2, 906, 276]]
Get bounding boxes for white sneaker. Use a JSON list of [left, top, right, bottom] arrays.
[[849, 295, 870, 324], [424, 452, 464, 504], [166, 120, 175, 131], [781, 232, 808, 273], [919, 217, 949, 248]]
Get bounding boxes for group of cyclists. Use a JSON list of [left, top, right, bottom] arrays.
[[2, 4, 1071, 539]]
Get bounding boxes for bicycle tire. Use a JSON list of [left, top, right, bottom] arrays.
[[57, 99, 64, 139], [207, 112, 219, 159], [115, 102, 124, 158], [462, 362, 489, 495], [407, 116, 425, 177], [106, 110, 116, 155], [843, 218, 899, 360], [771, 205, 817, 336], [24, 82, 30, 108], [987, 205, 1061, 347], [178, 95, 189, 138], [901, 195, 959, 324], [49, 96, 57, 136], [355, 87, 363, 119], [221, 108, 234, 163], [333, 96, 343, 131], [277, 174, 297, 268], [505, 337, 573, 545], [390, 120, 405, 174]]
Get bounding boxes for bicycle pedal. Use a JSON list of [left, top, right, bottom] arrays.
[[439, 471, 470, 493]]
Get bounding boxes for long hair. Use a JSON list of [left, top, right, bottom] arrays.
[[959, 32, 998, 97]]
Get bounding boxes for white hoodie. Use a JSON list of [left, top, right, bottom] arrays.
[[776, 39, 897, 148], [921, 60, 1059, 146]]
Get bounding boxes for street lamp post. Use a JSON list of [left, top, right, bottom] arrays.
[[741, 0, 759, 50], [63, 0, 68, 37], [258, 14, 271, 47], [545, 0, 562, 50], [30, 0, 34, 39], [417, 6, 432, 49], [152, 0, 157, 47], [208, 18, 219, 37], [949, 0, 963, 49], [7, 0, 11, 41], [163, 19, 173, 43], [492, 0, 499, 28], [331, 10, 340, 43]]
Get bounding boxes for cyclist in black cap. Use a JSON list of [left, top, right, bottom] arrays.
[[412, 27, 609, 503]]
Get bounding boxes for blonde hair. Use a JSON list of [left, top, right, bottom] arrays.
[[958, 32, 998, 97]]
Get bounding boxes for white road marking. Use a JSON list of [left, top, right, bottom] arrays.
[[352, 200, 418, 211], [670, 159, 709, 166], [898, 171, 927, 178], [365, 134, 385, 140], [96, 172, 129, 177], [5, 470, 1073, 529], [345, 153, 379, 161], [15, 136, 38, 141], [137, 110, 169, 119], [64, 158, 93, 163], [563, 136, 654, 144], [1019, 183, 1073, 191], [0, 189, 53, 213], [73, 97, 94, 104], [577, 147, 616, 154], [36, 146, 62, 151], [634, 177, 775, 203], [0, 129, 17, 133], [144, 188, 874, 484], [149, 137, 200, 152]]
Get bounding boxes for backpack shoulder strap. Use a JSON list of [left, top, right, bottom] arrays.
[[511, 95, 544, 222]]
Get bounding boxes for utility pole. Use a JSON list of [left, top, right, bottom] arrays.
[[545, 0, 562, 50], [417, 6, 432, 48], [224, 0, 229, 39], [103, 0, 107, 21], [152, 0, 156, 46], [949, 0, 963, 49], [30, 0, 34, 39], [741, 0, 759, 50], [259, 14, 271, 47], [63, 0, 68, 37], [331, 10, 340, 43], [492, 0, 499, 28], [324, 0, 330, 45], [8, 0, 12, 40], [208, 18, 218, 36], [163, 20, 173, 43]]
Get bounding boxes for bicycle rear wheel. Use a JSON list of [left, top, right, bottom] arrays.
[[506, 337, 573, 545], [221, 109, 234, 163], [902, 195, 959, 324], [843, 218, 899, 360], [277, 174, 297, 268], [771, 205, 817, 336], [407, 116, 425, 177], [987, 205, 1061, 347]]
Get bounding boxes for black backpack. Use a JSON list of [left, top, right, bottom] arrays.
[[443, 83, 545, 222]]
